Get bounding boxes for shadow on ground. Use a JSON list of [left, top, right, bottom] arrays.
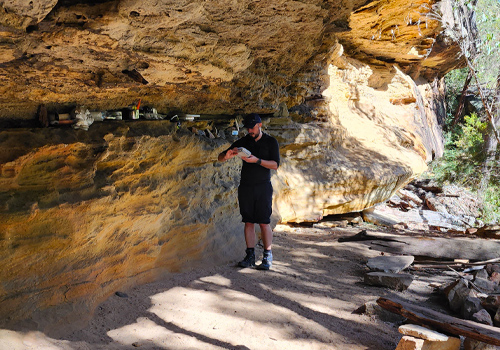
[[0, 226, 408, 350]]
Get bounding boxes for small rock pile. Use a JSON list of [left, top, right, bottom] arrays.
[[392, 179, 482, 229], [435, 263, 500, 349], [439, 263, 500, 327], [395, 324, 460, 350], [363, 178, 484, 233], [398, 179, 482, 219]]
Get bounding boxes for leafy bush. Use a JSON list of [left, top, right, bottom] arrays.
[[483, 185, 500, 223], [430, 113, 487, 186], [428, 113, 500, 223], [455, 114, 487, 152]]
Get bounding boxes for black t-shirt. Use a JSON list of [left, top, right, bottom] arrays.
[[229, 133, 280, 185]]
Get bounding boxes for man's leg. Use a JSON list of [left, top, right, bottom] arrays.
[[238, 222, 256, 268], [244, 222, 256, 248], [255, 182, 274, 270], [257, 223, 273, 270], [259, 223, 272, 250]]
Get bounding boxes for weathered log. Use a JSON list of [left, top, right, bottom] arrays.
[[413, 257, 500, 267], [337, 230, 370, 242], [339, 231, 500, 261], [337, 230, 402, 243], [377, 297, 500, 346], [412, 264, 464, 269]]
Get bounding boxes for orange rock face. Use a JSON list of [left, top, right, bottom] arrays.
[[0, 123, 245, 329]]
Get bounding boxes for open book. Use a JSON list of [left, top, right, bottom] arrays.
[[237, 147, 251, 158]]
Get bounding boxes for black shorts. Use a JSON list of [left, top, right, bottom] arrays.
[[238, 182, 273, 224]]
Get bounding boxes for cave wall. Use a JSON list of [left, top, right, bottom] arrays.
[[0, 0, 465, 330], [0, 123, 247, 331]]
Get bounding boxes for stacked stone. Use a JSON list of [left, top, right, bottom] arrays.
[[395, 324, 460, 350], [364, 255, 415, 291]]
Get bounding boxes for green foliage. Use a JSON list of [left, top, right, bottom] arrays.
[[429, 113, 500, 222], [455, 113, 487, 151], [428, 114, 500, 222], [430, 113, 487, 185], [483, 185, 500, 223]]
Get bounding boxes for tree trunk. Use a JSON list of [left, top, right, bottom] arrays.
[[464, 57, 500, 145], [479, 70, 500, 193], [452, 71, 473, 127]]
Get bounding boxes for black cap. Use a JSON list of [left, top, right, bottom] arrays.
[[243, 113, 262, 128]]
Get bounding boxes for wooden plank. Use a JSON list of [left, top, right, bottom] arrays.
[[377, 297, 500, 346]]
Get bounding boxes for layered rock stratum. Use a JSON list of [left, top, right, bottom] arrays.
[[0, 0, 466, 329]]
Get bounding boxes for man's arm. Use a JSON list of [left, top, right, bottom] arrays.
[[241, 136, 280, 170], [218, 148, 238, 162], [241, 155, 278, 170], [269, 137, 280, 168], [259, 159, 278, 170]]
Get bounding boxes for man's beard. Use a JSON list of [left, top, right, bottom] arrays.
[[250, 127, 261, 139]]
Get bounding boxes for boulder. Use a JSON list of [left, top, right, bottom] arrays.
[[475, 269, 490, 280], [398, 189, 424, 206], [364, 272, 414, 291], [388, 195, 404, 208], [426, 196, 449, 214], [395, 336, 425, 350], [367, 255, 415, 273], [398, 324, 451, 341], [474, 278, 498, 294], [362, 206, 401, 227], [481, 295, 500, 314], [446, 279, 472, 313], [462, 297, 485, 320], [487, 264, 500, 275], [395, 334, 460, 350], [490, 272, 500, 284], [471, 309, 493, 326], [412, 179, 443, 193], [494, 308, 500, 328]]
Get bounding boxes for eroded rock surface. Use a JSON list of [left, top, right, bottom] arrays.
[[0, 0, 462, 119], [0, 123, 245, 329]]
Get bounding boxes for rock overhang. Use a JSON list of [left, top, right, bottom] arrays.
[[0, 0, 464, 120]]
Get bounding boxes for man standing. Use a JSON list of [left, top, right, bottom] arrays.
[[218, 113, 280, 270]]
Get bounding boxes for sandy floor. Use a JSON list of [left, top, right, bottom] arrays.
[[0, 224, 446, 350]]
